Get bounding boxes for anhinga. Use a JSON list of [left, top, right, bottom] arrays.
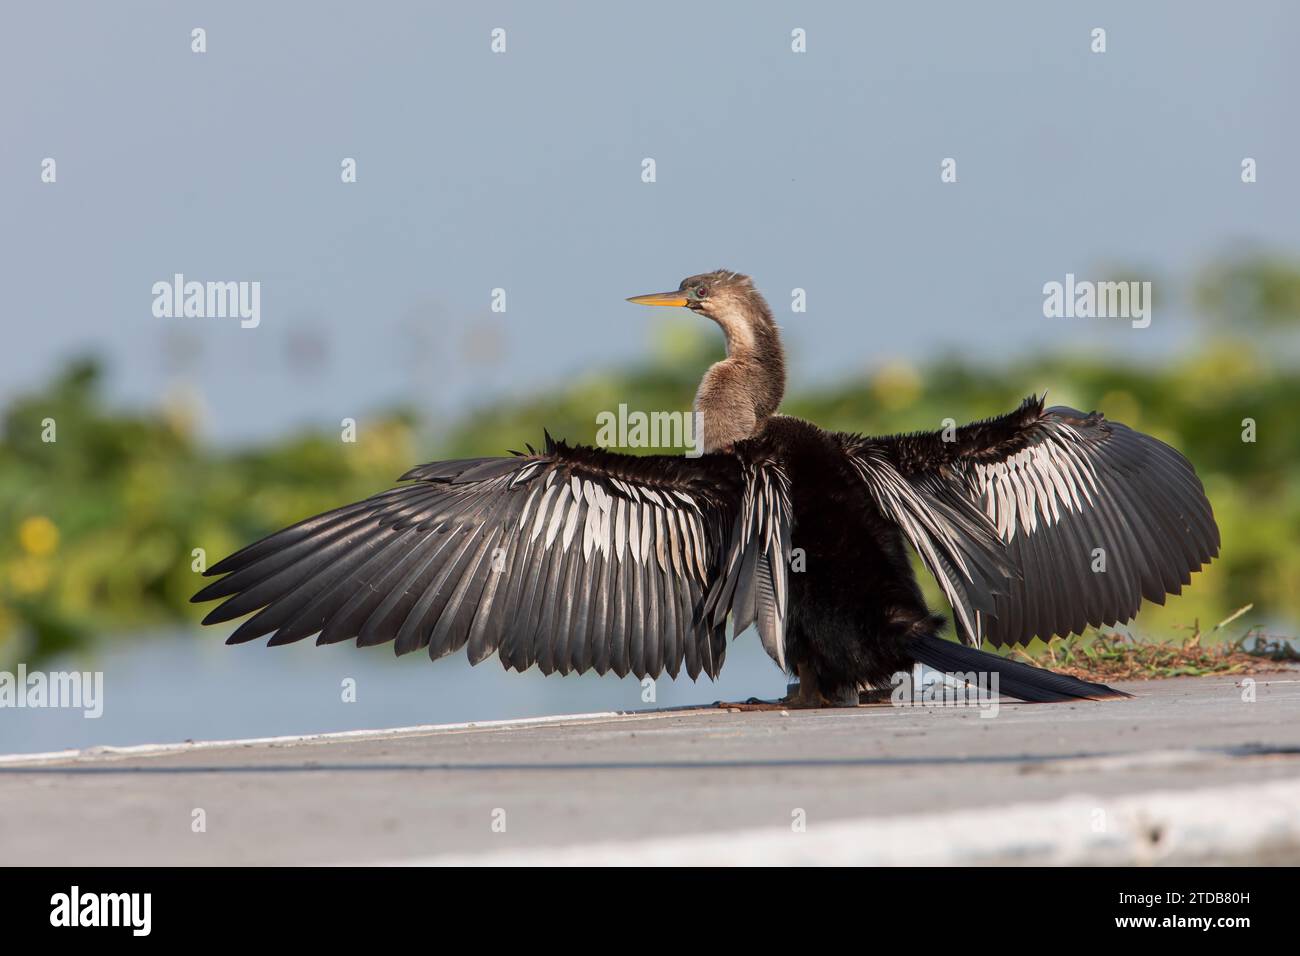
[[193, 270, 1219, 705]]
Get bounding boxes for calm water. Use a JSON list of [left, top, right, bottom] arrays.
[[0, 630, 788, 755]]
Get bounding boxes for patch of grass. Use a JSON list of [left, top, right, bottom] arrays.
[[1011, 604, 1300, 681]]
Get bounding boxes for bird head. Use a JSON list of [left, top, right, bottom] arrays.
[[627, 269, 759, 321]]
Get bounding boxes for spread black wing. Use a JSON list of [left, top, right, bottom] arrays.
[[843, 396, 1219, 647], [192, 435, 792, 680]]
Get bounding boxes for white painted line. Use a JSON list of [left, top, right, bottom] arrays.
[[370, 775, 1300, 867], [0, 708, 720, 766]]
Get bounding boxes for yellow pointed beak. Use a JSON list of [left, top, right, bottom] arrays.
[[626, 290, 690, 307]]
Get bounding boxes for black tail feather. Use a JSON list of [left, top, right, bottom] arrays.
[[910, 634, 1130, 703]]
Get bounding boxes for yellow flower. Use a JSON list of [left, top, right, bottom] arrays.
[[18, 516, 59, 557]]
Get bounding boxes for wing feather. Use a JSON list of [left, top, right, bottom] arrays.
[[842, 396, 1218, 647], [195, 437, 793, 680]]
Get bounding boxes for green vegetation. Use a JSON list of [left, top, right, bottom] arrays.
[[2, 257, 1298, 667], [1014, 611, 1299, 683]]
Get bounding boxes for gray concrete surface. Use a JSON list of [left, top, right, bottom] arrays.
[[1, 673, 1298, 865]]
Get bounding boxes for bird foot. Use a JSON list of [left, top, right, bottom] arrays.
[[858, 686, 894, 705], [713, 697, 792, 712], [784, 679, 861, 709], [714, 674, 868, 712]]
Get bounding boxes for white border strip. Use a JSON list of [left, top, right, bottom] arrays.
[[372, 775, 1300, 867], [0, 709, 702, 766]]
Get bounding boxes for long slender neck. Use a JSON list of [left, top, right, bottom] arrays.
[[710, 291, 786, 420]]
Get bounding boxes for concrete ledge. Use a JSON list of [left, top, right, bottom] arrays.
[[386, 775, 1300, 866], [0, 709, 664, 766], [3, 676, 1297, 865]]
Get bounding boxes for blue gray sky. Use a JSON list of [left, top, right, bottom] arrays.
[[4, 1, 1297, 443]]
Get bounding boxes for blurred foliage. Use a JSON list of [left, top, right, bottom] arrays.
[[2, 257, 1298, 665], [1195, 253, 1300, 330]]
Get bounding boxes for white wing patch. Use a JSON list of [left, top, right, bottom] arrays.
[[421, 457, 791, 672], [970, 422, 1101, 543], [506, 469, 728, 588]]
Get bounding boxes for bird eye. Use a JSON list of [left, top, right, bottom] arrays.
[[695, 286, 708, 299]]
